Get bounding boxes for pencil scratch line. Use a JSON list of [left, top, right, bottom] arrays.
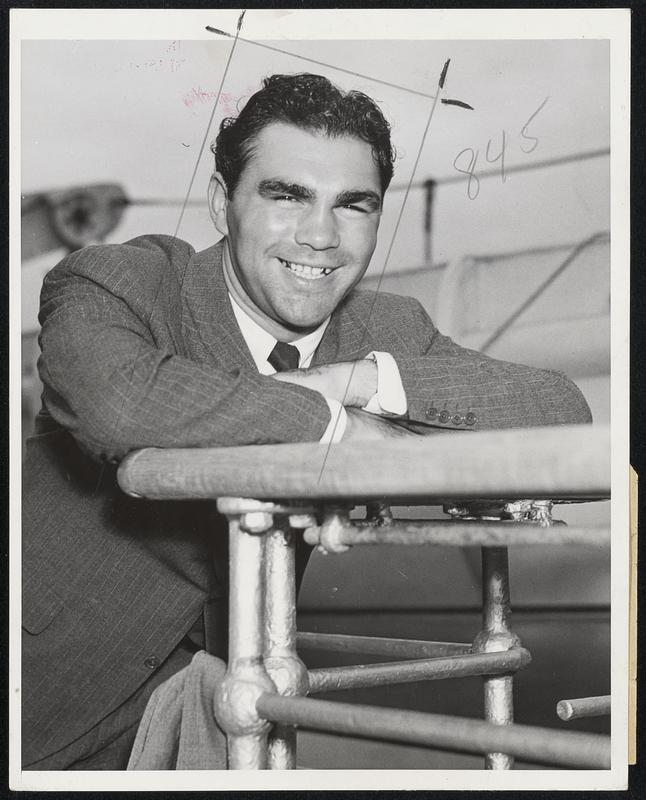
[[93, 14, 246, 492], [206, 26, 438, 101], [442, 98, 474, 110], [316, 60, 450, 483]]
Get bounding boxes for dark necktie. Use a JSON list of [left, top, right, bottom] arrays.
[[268, 341, 300, 372]]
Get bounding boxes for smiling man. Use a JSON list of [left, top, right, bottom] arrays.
[[22, 73, 592, 770], [210, 118, 392, 439]]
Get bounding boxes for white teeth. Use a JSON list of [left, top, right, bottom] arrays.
[[281, 260, 333, 279]]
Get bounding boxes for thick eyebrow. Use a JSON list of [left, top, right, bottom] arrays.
[[257, 179, 381, 211], [257, 179, 314, 201], [335, 189, 382, 211]]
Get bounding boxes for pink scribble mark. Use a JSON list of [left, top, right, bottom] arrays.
[[182, 86, 258, 114]]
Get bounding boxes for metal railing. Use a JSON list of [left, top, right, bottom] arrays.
[[118, 424, 611, 771]]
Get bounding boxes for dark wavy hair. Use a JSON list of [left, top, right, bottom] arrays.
[[212, 73, 395, 196]]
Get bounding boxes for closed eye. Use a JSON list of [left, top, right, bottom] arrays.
[[342, 203, 369, 213], [336, 190, 382, 214]]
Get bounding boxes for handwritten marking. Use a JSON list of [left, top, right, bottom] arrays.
[[485, 130, 507, 183], [129, 57, 186, 73], [520, 96, 549, 154], [439, 59, 450, 89], [182, 86, 256, 114], [453, 97, 549, 199], [94, 14, 247, 489], [442, 98, 474, 110], [453, 148, 481, 200]]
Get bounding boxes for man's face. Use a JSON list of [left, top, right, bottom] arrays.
[[214, 122, 383, 336]]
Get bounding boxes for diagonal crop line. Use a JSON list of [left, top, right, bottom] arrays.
[[316, 59, 451, 484], [205, 27, 437, 101], [77, 17, 452, 493], [91, 10, 246, 493]]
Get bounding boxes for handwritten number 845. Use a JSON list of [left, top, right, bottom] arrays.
[[453, 97, 548, 200]]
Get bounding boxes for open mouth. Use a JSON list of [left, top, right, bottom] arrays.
[[279, 258, 334, 280]]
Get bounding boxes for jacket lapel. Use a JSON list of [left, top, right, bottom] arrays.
[[312, 295, 375, 367], [181, 240, 257, 370]]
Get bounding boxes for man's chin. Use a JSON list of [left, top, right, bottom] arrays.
[[280, 315, 328, 334], [274, 304, 333, 334]]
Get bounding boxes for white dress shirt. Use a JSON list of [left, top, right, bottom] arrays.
[[228, 294, 407, 443]]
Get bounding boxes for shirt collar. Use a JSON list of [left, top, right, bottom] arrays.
[[228, 292, 330, 373]]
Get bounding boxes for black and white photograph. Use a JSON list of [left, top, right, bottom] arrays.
[[11, 8, 630, 791]]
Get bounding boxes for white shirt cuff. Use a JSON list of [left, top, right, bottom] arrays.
[[362, 351, 407, 417], [320, 397, 347, 443]]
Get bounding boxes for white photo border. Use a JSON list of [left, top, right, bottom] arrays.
[[9, 7, 630, 792]]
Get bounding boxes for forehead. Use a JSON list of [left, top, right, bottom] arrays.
[[241, 122, 381, 192]]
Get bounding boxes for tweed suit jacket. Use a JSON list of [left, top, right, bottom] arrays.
[[22, 234, 592, 766]]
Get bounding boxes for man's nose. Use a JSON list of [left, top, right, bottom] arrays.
[[294, 205, 340, 250]]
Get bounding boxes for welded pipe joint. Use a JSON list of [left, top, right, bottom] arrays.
[[288, 513, 318, 530], [317, 508, 352, 553], [265, 654, 310, 697], [215, 661, 277, 737], [472, 629, 522, 655], [217, 496, 318, 517], [240, 511, 274, 534]]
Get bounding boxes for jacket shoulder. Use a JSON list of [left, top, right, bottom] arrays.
[[344, 288, 423, 320], [342, 288, 432, 338], [42, 234, 196, 300]]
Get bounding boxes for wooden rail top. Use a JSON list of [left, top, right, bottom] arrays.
[[117, 424, 610, 504]]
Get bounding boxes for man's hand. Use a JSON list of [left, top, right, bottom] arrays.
[[342, 408, 419, 441], [270, 360, 377, 408]]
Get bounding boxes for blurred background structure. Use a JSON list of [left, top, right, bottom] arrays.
[[20, 37, 611, 768]]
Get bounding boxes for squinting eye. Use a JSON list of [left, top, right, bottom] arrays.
[[343, 204, 367, 213], [275, 194, 298, 203]]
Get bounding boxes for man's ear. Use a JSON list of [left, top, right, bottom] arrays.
[[208, 172, 229, 237]]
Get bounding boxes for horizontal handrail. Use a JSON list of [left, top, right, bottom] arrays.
[[307, 648, 531, 693], [118, 425, 609, 503], [304, 521, 610, 548], [557, 695, 611, 721], [297, 632, 470, 659], [256, 694, 610, 769]]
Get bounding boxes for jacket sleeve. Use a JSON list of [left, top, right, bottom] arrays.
[[388, 298, 593, 431], [37, 243, 331, 462]]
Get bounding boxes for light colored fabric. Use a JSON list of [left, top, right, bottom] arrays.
[[127, 651, 228, 770], [320, 397, 346, 443], [362, 350, 407, 417]]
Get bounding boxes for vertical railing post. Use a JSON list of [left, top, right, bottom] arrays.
[[264, 522, 310, 769], [473, 545, 521, 770], [214, 500, 276, 769]]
